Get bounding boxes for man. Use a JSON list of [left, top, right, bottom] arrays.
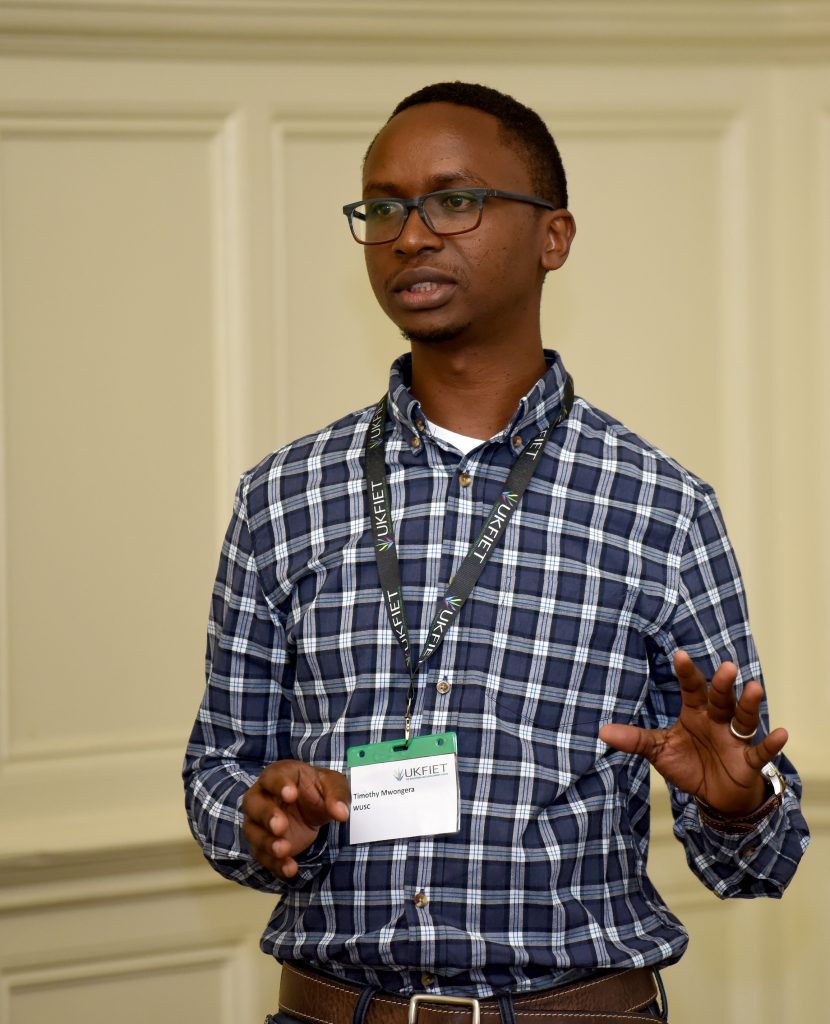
[[184, 83, 809, 1023]]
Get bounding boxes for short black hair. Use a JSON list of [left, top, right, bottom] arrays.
[[381, 81, 568, 210]]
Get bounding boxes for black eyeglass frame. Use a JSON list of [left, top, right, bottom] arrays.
[[342, 187, 557, 245]]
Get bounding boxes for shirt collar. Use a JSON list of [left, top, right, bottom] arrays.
[[387, 349, 572, 447]]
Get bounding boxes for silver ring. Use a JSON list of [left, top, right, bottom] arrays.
[[729, 718, 758, 741]]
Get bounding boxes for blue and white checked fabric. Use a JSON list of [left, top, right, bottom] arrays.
[[184, 350, 809, 998]]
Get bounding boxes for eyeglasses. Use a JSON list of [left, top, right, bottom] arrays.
[[342, 188, 556, 245]]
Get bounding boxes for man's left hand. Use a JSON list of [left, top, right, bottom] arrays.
[[599, 651, 788, 817]]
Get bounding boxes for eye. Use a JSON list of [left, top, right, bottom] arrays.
[[365, 200, 401, 221], [439, 191, 477, 212]]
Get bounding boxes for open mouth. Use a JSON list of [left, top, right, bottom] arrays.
[[395, 281, 456, 309], [391, 270, 458, 310]]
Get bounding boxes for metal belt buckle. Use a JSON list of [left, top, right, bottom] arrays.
[[408, 994, 480, 1024]]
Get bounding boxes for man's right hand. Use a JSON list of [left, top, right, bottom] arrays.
[[242, 760, 350, 878]]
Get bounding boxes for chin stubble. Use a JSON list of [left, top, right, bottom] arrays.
[[400, 324, 471, 344]]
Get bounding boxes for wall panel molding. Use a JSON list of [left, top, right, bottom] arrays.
[[0, 839, 222, 913], [1, 944, 235, 1000], [1, 1, 830, 63]]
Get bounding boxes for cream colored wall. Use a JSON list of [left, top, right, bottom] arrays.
[[0, 3, 827, 1022]]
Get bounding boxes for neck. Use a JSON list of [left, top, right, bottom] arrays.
[[409, 338, 548, 439]]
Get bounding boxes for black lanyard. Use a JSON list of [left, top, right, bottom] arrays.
[[364, 375, 574, 743]]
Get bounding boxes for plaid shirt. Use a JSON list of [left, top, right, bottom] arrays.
[[183, 351, 809, 998]]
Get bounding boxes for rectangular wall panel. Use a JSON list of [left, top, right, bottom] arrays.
[[0, 119, 230, 766], [276, 122, 393, 445], [540, 114, 727, 495]]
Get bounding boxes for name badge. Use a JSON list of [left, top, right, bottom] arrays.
[[346, 733, 459, 845]]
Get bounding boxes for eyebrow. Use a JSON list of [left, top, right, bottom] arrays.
[[362, 169, 488, 197]]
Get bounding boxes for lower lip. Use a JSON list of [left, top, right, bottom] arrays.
[[393, 283, 456, 310]]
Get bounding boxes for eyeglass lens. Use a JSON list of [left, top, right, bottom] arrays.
[[351, 191, 483, 243]]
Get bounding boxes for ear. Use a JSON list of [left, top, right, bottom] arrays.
[[540, 210, 576, 272]]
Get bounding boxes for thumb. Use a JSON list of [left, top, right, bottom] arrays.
[[599, 723, 660, 761]]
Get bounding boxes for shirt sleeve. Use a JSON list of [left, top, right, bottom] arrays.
[[643, 484, 810, 898], [182, 473, 331, 892]]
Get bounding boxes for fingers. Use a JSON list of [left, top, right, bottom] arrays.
[[703, 661, 739, 724], [701, 653, 765, 740], [675, 651, 764, 733], [673, 650, 711, 712], [671, 652, 791, 791], [241, 816, 301, 878], [729, 679, 764, 738], [279, 764, 329, 828], [745, 727, 789, 771], [282, 764, 350, 827], [243, 778, 288, 837], [674, 650, 743, 720], [251, 760, 347, 830], [605, 652, 790, 813], [241, 760, 351, 878], [241, 771, 301, 877], [316, 767, 351, 823]]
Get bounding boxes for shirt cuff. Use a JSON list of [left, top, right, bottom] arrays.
[[692, 796, 785, 864], [694, 788, 781, 835]]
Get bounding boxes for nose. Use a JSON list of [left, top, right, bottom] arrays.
[[393, 205, 443, 254]]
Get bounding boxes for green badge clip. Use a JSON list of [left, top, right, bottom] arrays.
[[347, 732, 457, 768]]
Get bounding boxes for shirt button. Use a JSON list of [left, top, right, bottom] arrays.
[[416, 419, 426, 433], [459, 471, 472, 487], [413, 891, 428, 908], [436, 679, 451, 695], [742, 846, 757, 858], [410, 435, 422, 450], [512, 435, 524, 450], [421, 974, 436, 988]]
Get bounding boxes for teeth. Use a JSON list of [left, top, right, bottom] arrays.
[[409, 281, 440, 293]]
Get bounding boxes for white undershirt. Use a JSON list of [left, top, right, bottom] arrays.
[[425, 418, 488, 456]]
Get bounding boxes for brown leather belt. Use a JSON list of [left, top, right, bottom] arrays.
[[279, 961, 661, 1024]]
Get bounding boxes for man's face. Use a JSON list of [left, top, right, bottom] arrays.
[[361, 102, 559, 345]]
